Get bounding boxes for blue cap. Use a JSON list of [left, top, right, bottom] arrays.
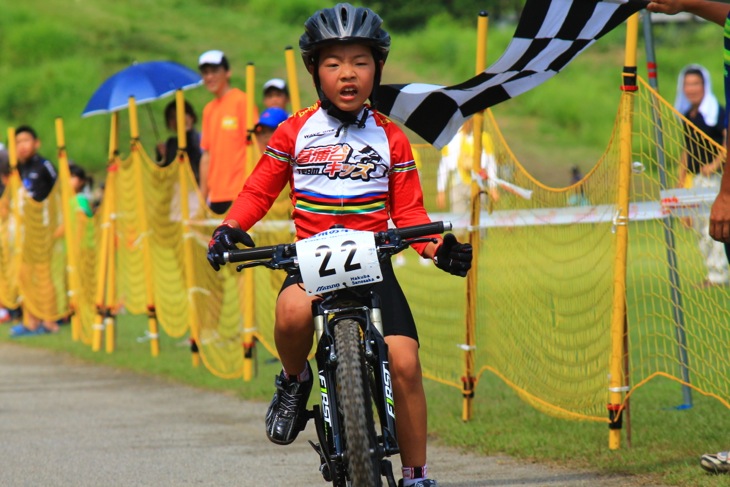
[[257, 107, 289, 129]]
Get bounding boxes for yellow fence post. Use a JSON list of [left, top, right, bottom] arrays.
[[285, 46, 302, 112], [6, 128, 22, 313], [608, 12, 640, 450], [92, 113, 119, 352], [242, 62, 257, 381], [128, 97, 160, 357], [103, 166, 118, 355], [174, 90, 203, 368], [6, 128, 21, 267], [462, 10, 489, 422], [103, 141, 118, 354], [54, 118, 82, 342]]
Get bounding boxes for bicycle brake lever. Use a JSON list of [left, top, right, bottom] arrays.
[[404, 237, 439, 246], [235, 261, 272, 272]]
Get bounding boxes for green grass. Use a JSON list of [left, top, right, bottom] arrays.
[[1, 1, 726, 188]]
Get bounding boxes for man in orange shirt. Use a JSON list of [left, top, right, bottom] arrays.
[[198, 50, 258, 214]]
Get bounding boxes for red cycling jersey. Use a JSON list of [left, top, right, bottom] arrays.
[[226, 101, 437, 255]]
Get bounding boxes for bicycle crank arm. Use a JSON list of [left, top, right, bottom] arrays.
[[381, 459, 397, 487]]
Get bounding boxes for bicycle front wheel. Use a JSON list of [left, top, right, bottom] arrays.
[[334, 318, 381, 487]]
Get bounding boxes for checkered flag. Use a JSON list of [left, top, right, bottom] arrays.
[[376, 0, 647, 149]]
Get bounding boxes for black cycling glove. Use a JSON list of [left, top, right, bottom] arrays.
[[434, 233, 472, 277], [207, 224, 255, 271]]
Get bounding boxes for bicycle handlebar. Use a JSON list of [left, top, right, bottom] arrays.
[[389, 221, 450, 240], [223, 221, 452, 264], [224, 245, 279, 263]]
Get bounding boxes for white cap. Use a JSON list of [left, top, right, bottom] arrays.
[[263, 78, 287, 93], [198, 50, 226, 67]]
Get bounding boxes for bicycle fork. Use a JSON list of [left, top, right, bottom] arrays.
[[307, 297, 399, 487]]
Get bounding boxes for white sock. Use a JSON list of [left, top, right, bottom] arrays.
[[402, 465, 427, 485], [285, 363, 310, 382]]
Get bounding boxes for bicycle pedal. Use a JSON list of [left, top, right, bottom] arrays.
[[308, 441, 332, 482]]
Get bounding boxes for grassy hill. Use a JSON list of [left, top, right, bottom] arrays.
[[0, 0, 725, 186]]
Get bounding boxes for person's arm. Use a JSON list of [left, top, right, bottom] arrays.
[[199, 150, 210, 203], [701, 128, 727, 175], [710, 113, 730, 240], [387, 130, 441, 259], [709, 158, 730, 241], [647, 0, 730, 26]]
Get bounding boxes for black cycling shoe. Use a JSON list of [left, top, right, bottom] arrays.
[[265, 362, 313, 445]]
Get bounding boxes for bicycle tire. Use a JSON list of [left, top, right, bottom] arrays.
[[334, 318, 381, 487]]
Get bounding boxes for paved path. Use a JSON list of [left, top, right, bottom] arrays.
[[0, 342, 665, 486]]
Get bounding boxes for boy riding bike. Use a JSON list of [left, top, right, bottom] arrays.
[[207, 4, 472, 485]]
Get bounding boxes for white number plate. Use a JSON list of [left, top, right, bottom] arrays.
[[296, 228, 383, 295]]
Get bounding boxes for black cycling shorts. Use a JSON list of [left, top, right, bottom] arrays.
[[279, 258, 419, 343]]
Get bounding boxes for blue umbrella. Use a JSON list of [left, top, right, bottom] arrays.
[[82, 60, 202, 118]]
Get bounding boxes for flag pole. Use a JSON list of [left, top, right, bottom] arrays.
[[462, 10, 489, 422], [641, 10, 692, 412]]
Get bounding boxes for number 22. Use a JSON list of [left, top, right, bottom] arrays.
[[315, 240, 362, 278]]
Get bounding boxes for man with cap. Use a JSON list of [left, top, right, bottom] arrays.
[[262, 78, 291, 113], [198, 49, 259, 214]]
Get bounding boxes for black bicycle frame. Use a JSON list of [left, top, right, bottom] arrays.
[[310, 287, 399, 483]]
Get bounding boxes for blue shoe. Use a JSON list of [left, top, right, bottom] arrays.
[[10, 325, 49, 337]]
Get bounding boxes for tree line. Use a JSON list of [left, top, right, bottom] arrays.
[[363, 0, 525, 32]]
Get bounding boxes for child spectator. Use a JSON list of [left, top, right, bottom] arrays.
[[252, 107, 289, 155], [156, 100, 202, 185], [10, 125, 58, 337], [14, 125, 56, 202], [262, 78, 291, 112]]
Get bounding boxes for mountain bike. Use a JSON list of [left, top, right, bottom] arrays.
[[223, 221, 450, 487]]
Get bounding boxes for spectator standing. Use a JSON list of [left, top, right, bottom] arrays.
[[68, 162, 94, 218], [0, 147, 8, 198], [436, 118, 499, 220], [252, 107, 289, 154], [262, 78, 291, 112], [10, 125, 58, 337], [14, 125, 56, 202], [198, 50, 258, 214], [675, 64, 729, 286], [568, 165, 590, 206], [156, 100, 202, 185]]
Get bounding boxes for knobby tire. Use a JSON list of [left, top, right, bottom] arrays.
[[334, 319, 381, 487]]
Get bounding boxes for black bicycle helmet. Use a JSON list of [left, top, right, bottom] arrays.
[[299, 3, 391, 68]]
